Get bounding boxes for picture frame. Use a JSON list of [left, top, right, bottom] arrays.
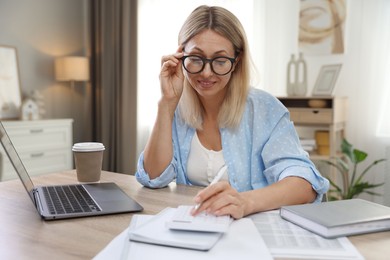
[[312, 64, 342, 96], [0, 45, 22, 119]]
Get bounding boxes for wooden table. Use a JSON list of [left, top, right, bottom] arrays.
[[0, 170, 389, 259]]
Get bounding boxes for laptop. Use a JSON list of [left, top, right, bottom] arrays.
[[0, 121, 143, 220]]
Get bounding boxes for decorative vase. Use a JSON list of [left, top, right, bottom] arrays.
[[294, 52, 307, 96], [286, 54, 296, 96]]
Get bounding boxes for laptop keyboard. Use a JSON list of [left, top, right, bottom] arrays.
[[42, 185, 101, 215]]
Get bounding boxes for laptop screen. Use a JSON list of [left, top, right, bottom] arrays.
[[0, 122, 35, 203]]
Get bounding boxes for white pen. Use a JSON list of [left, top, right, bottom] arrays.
[[194, 165, 228, 210]]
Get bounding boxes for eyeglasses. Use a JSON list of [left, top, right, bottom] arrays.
[[182, 55, 236, 76]]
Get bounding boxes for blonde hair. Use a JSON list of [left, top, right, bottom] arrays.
[[178, 5, 251, 129]]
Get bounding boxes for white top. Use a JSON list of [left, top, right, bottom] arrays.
[[186, 132, 227, 186]]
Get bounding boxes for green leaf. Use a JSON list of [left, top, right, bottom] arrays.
[[328, 178, 342, 192], [328, 195, 340, 201], [321, 160, 346, 177], [335, 157, 349, 172], [353, 148, 367, 163], [341, 139, 354, 161], [325, 139, 386, 200], [354, 159, 386, 185], [364, 190, 382, 196]]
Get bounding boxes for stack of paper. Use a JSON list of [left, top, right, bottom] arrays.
[[95, 207, 273, 260], [300, 138, 316, 152]]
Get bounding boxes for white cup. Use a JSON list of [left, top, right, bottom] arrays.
[[72, 142, 105, 183]]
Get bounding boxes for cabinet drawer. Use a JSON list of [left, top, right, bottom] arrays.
[[6, 124, 71, 151], [0, 148, 72, 181], [0, 119, 73, 182], [290, 109, 333, 124]]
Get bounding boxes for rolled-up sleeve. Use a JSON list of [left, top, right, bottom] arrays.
[[135, 152, 176, 188], [262, 113, 329, 202]]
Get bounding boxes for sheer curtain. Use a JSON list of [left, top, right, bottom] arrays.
[[136, 0, 257, 158], [357, 0, 390, 205], [333, 0, 390, 203], [375, 3, 390, 138], [351, 0, 390, 141], [347, 1, 390, 146]]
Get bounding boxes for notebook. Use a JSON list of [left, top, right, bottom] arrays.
[[128, 207, 224, 251], [280, 199, 390, 238], [0, 121, 143, 220]]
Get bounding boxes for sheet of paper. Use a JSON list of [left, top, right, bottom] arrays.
[[249, 210, 364, 260], [95, 210, 272, 260]]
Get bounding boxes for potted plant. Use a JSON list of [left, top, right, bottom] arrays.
[[321, 139, 386, 201]]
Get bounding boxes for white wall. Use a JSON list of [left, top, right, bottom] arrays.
[[0, 0, 90, 143]]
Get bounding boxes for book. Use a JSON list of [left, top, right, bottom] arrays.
[[301, 145, 315, 152], [300, 138, 316, 146], [280, 199, 390, 238]]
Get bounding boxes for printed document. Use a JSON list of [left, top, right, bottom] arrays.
[[249, 210, 364, 259]]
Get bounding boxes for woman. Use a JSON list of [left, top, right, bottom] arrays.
[[136, 5, 329, 219]]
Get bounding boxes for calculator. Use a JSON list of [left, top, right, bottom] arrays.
[[166, 205, 233, 233]]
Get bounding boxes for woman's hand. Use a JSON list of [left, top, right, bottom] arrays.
[[159, 47, 184, 103], [191, 182, 251, 219]]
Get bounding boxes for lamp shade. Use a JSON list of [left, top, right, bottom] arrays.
[[55, 56, 90, 81]]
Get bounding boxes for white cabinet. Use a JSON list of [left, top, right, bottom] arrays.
[[0, 119, 73, 181]]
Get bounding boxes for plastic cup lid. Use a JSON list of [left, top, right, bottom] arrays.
[[72, 142, 105, 152]]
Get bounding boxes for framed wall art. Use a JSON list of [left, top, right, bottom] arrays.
[[299, 0, 346, 55], [312, 64, 342, 96], [0, 45, 22, 119]]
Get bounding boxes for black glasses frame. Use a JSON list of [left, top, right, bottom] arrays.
[[182, 55, 237, 76]]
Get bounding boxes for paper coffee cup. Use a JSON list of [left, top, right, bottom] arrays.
[[72, 142, 105, 183]]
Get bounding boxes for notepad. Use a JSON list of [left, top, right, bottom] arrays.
[[128, 207, 223, 251]]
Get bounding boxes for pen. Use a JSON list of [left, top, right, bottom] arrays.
[[194, 165, 228, 210], [210, 165, 228, 185]]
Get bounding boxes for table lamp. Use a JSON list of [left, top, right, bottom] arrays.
[[55, 56, 90, 88]]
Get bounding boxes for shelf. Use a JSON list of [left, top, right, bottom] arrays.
[[278, 96, 348, 184]]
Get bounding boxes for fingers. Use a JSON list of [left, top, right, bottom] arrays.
[[159, 50, 185, 99], [160, 51, 184, 82], [161, 51, 184, 66], [193, 182, 229, 209], [191, 182, 244, 218]]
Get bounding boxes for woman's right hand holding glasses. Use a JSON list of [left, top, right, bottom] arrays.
[[159, 47, 185, 104]]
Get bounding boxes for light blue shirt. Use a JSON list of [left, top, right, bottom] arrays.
[[136, 88, 329, 202]]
